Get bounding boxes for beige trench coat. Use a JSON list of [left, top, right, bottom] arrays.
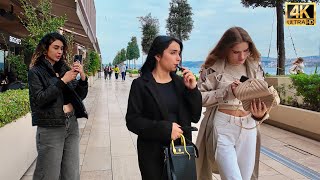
[[196, 59, 266, 180]]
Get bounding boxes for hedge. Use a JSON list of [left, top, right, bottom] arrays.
[[0, 89, 30, 128]]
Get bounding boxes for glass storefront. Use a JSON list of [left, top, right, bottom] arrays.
[[0, 49, 8, 72]]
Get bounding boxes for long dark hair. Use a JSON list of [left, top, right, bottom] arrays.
[[30, 32, 68, 68], [140, 35, 183, 75]]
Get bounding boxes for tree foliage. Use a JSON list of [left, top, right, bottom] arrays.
[[86, 51, 101, 75], [5, 55, 28, 82], [120, 48, 127, 62], [112, 51, 119, 65], [19, 0, 66, 51], [139, 13, 159, 54], [241, 0, 318, 8], [64, 32, 75, 66], [126, 37, 140, 69], [166, 0, 194, 41], [241, 0, 319, 75]]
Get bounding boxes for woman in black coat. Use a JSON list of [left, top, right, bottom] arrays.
[[126, 36, 202, 180], [28, 32, 88, 180]]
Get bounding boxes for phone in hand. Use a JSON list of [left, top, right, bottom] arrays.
[[240, 75, 249, 82], [74, 55, 82, 63]]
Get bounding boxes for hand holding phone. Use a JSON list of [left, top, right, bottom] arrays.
[[240, 75, 249, 82], [74, 55, 82, 63]]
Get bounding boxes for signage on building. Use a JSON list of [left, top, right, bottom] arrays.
[[9, 36, 21, 45]]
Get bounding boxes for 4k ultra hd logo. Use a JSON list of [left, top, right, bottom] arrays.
[[285, 2, 316, 26]]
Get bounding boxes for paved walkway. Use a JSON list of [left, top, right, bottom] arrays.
[[21, 76, 320, 180]]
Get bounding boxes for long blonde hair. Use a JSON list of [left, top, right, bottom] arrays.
[[30, 32, 68, 68], [202, 27, 260, 69]]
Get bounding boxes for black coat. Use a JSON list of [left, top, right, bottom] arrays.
[[28, 58, 88, 127], [126, 72, 202, 180]]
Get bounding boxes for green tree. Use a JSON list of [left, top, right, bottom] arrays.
[[113, 51, 121, 65], [126, 37, 140, 69], [131, 37, 140, 69], [139, 13, 159, 54], [126, 41, 133, 69], [166, 0, 193, 41], [64, 32, 75, 66], [241, 0, 319, 75], [166, 0, 193, 65], [19, 0, 66, 51], [120, 48, 127, 63], [87, 51, 101, 75]]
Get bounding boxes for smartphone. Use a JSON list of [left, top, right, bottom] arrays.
[[240, 75, 249, 82], [74, 55, 82, 63]]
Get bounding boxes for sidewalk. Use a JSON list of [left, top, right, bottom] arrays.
[[21, 76, 320, 180]]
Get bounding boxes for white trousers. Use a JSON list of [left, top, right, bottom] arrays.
[[214, 111, 257, 180]]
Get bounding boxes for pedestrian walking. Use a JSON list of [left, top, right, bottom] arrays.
[[104, 65, 108, 80], [196, 27, 269, 180], [106, 65, 112, 80], [114, 65, 120, 80], [28, 32, 88, 180], [125, 35, 202, 180], [120, 64, 126, 81]]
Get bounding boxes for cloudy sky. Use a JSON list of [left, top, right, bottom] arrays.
[[95, 0, 320, 64]]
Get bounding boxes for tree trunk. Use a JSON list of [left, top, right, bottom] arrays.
[[276, 1, 285, 75], [134, 59, 136, 69]]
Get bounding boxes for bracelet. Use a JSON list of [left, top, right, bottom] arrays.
[[61, 78, 66, 84]]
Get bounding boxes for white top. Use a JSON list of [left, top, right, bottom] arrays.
[[289, 62, 304, 74], [120, 65, 126, 73], [218, 63, 247, 111]]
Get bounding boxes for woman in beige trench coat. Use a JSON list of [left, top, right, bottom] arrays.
[[196, 27, 270, 180]]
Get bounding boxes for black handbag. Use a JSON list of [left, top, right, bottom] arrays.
[[164, 134, 199, 180]]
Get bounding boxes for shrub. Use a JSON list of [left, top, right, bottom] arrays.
[[130, 69, 139, 74], [0, 89, 30, 127], [6, 54, 28, 83], [290, 73, 320, 112]]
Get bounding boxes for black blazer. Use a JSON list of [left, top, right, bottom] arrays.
[[126, 72, 202, 180]]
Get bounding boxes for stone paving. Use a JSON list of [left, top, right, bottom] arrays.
[[21, 75, 320, 180]]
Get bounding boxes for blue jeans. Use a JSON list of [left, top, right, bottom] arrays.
[[121, 72, 125, 80], [33, 114, 79, 180]]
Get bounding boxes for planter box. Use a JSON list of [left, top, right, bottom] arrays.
[[129, 73, 140, 78], [0, 113, 37, 180], [88, 74, 98, 87], [267, 105, 320, 141], [265, 76, 303, 104]]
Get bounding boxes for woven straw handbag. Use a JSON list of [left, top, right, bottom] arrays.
[[234, 78, 280, 111]]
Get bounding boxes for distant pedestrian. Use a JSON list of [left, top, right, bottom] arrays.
[[28, 32, 88, 180], [1, 71, 25, 92], [104, 66, 108, 80], [106, 65, 112, 80], [114, 65, 120, 80], [120, 64, 126, 81], [289, 57, 304, 74], [125, 35, 202, 180]]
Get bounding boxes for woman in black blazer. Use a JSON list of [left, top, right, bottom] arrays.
[[126, 36, 202, 180]]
